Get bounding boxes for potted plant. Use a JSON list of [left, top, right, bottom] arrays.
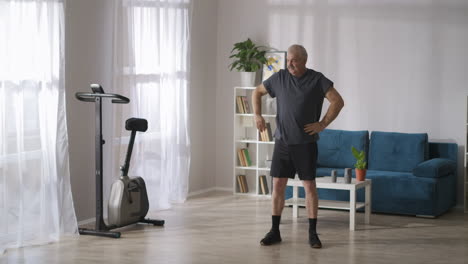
[[351, 146, 367, 181], [229, 38, 267, 87]]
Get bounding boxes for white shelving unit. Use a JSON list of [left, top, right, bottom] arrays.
[[465, 96, 468, 212], [233, 86, 276, 196]]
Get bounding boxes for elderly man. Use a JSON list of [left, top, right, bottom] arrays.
[[252, 44, 344, 248]]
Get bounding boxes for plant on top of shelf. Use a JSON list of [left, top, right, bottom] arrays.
[[228, 38, 267, 72], [351, 146, 367, 181]]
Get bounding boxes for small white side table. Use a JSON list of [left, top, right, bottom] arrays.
[[285, 176, 372, 231]]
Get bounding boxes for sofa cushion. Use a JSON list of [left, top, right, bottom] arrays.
[[317, 129, 369, 169], [366, 170, 434, 200], [413, 158, 457, 178], [368, 131, 427, 172], [366, 169, 414, 179]]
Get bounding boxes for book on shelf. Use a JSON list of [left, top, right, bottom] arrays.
[[241, 96, 250, 113], [259, 122, 273, 142], [265, 123, 273, 141], [236, 96, 245, 114], [241, 175, 249, 193], [242, 148, 252, 166], [259, 175, 269, 195], [259, 129, 265, 141], [236, 96, 251, 114], [237, 175, 245, 193], [237, 148, 253, 167], [260, 129, 268, 141], [236, 175, 248, 193], [237, 148, 246, 167]]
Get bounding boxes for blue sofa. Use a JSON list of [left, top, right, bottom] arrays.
[[285, 129, 458, 217]]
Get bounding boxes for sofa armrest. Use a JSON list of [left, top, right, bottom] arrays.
[[413, 158, 456, 178]]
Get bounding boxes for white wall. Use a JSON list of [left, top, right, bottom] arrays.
[[216, 0, 468, 204], [189, 0, 219, 194], [65, 0, 114, 222], [66, 0, 218, 221]]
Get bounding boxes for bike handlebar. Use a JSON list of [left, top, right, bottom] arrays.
[[75, 92, 130, 104], [75, 84, 130, 104]]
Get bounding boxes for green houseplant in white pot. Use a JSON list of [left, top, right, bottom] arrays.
[[229, 38, 267, 87], [351, 146, 367, 181]]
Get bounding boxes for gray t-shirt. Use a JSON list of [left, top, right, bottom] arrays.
[[263, 69, 333, 145]]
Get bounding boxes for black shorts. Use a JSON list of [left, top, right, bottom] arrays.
[[270, 139, 318, 180]]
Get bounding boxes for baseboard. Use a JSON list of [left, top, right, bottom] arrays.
[[78, 217, 95, 226], [187, 187, 216, 197], [188, 187, 232, 197], [214, 187, 232, 192]]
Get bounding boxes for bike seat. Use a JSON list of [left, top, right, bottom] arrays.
[[125, 118, 148, 132]]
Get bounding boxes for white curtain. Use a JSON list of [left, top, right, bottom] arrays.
[[112, 0, 192, 211], [0, 0, 77, 254]]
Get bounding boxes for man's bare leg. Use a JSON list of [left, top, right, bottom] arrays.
[[272, 177, 288, 215], [260, 177, 288, 246], [303, 180, 322, 248]]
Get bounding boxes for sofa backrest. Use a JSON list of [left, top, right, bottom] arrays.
[[429, 142, 458, 162], [368, 131, 428, 172], [317, 129, 369, 168]]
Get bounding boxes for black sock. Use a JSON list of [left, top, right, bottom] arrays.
[[309, 218, 317, 235], [271, 215, 281, 232]]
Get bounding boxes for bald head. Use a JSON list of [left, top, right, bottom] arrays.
[[288, 44, 308, 63]]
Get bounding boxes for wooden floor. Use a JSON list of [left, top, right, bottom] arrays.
[[3, 191, 468, 264]]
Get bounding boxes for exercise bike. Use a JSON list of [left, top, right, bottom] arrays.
[[75, 84, 164, 238]]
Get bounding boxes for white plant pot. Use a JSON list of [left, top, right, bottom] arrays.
[[240, 72, 256, 87]]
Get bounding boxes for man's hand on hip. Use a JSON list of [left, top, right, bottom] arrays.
[[304, 121, 326, 135], [255, 115, 266, 132]]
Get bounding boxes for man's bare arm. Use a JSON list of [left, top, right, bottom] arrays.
[[304, 87, 344, 135], [320, 87, 344, 127], [252, 84, 268, 131]]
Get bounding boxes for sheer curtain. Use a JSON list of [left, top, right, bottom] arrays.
[[0, 0, 77, 254], [112, 0, 192, 211]]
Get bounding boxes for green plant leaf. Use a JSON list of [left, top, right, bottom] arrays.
[[351, 146, 366, 169], [229, 61, 239, 71], [351, 146, 359, 158], [228, 38, 267, 72], [358, 151, 365, 160]]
